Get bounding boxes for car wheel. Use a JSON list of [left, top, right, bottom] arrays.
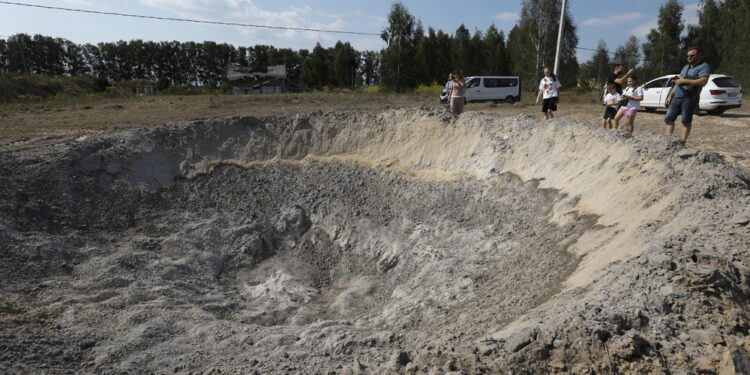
[[707, 108, 726, 115], [644, 107, 656, 112], [505, 96, 515, 104], [464, 97, 467, 105]]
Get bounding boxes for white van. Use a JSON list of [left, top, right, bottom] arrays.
[[440, 76, 521, 104]]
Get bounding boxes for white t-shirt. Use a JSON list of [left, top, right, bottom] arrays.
[[538, 77, 561, 99], [621, 86, 644, 110], [603, 92, 621, 108]]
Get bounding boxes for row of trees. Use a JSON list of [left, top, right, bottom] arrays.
[[0, 0, 579, 93], [2, 0, 746, 94], [0, 33, 376, 88], [579, 0, 750, 90], [380, 0, 579, 91]]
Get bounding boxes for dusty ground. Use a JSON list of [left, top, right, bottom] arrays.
[[1, 98, 750, 374], [1, 92, 749, 171]]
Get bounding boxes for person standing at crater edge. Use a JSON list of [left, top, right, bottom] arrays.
[[664, 47, 711, 143], [607, 63, 635, 95], [450, 70, 466, 114], [536, 66, 561, 120]]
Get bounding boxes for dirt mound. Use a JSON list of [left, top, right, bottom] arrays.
[[1, 108, 749, 374]]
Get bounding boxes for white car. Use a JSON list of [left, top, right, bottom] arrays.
[[440, 76, 521, 104], [640, 74, 742, 115]]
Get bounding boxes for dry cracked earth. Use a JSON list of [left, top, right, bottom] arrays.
[[1, 108, 750, 374]]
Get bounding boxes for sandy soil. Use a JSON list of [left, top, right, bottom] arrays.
[[2, 108, 750, 374], [1, 92, 749, 172]]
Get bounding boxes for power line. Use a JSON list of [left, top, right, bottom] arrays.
[[576, 46, 616, 56], [0, 1, 380, 36]]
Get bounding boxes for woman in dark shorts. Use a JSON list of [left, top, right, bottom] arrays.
[[536, 67, 561, 119]]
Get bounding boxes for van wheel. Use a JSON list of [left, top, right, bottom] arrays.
[[645, 107, 656, 112], [464, 98, 467, 105], [505, 96, 515, 104], [707, 108, 726, 115]]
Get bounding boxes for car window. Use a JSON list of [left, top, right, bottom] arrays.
[[484, 78, 499, 88], [466, 78, 480, 88], [644, 78, 668, 89], [666, 77, 676, 87], [481, 78, 518, 88], [499, 78, 518, 87], [713, 77, 740, 88]]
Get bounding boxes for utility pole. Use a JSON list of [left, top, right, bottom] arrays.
[[553, 0, 567, 75]]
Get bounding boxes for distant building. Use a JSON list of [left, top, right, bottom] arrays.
[[228, 64, 287, 95]]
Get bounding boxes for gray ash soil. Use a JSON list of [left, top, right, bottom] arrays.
[[0, 159, 590, 374], [2, 108, 750, 374]]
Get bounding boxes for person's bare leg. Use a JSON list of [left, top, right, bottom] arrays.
[[681, 124, 692, 141], [627, 115, 635, 134], [602, 118, 607, 128], [548, 110, 555, 119], [613, 111, 623, 130], [665, 122, 675, 135]]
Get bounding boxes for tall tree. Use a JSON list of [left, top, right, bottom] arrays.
[[483, 25, 508, 75], [360, 50, 380, 86], [332, 41, 359, 87], [641, 0, 684, 79], [0, 38, 7, 72], [380, 1, 418, 92], [507, 0, 579, 91], [590, 40, 610, 85], [613, 36, 640, 70], [299, 42, 329, 88], [451, 24, 471, 72], [712, 0, 750, 89]]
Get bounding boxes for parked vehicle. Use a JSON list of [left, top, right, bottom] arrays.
[[440, 76, 521, 104], [640, 74, 742, 115]]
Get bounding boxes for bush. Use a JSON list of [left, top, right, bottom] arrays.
[[415, 83, 444, 95], [157, 76, 171, 91]]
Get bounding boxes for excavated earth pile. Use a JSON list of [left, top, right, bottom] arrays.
[[1, 108, 750, 374]]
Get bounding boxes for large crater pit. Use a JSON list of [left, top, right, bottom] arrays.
[[2, 108, 749, 374]]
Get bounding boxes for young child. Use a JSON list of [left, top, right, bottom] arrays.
[[614, 76, 644, 134], [602, 84, 621, 129]]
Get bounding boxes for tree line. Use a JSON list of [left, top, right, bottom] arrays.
[[0, 0, 576, 93], [579, 0, 749, 90], [0, 0, 747, 95]]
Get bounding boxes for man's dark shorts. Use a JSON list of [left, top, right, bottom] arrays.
[[603, 106, 617, 119], [542, 97, 558, 112], [664, 95, 699, 125]]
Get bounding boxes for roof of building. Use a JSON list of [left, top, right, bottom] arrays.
[[227, 64, 287, 81]]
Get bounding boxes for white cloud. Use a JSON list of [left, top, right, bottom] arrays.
[[495, 12, 518, 22], [683, 3, 700, 26], [633, 19, 657, 38], [136, 0, 373, 48], [583, 12, 644, 26]]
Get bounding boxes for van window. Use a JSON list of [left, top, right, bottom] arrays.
[[484, 78, 518, 88], [466, 78, 480, 88]]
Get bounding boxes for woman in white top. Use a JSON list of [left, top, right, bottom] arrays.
[[614, 76, 644, 134], [536, 66, 561, 120]]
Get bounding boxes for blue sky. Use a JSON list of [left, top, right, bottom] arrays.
[[0, 0, 700, 63]]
